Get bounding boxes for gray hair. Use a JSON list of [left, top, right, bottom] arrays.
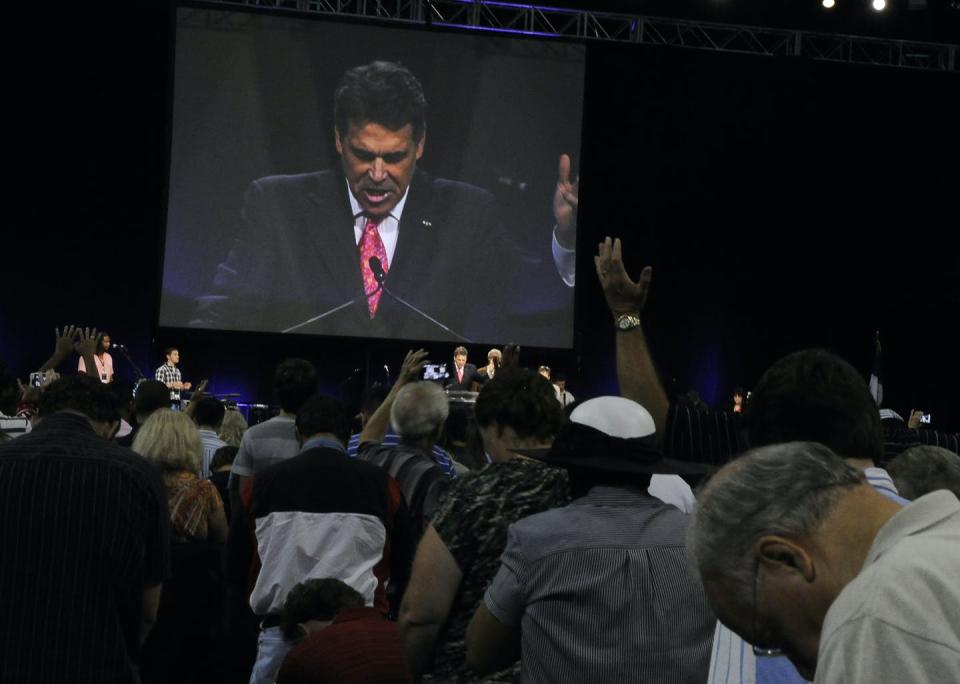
[[688, 442, 865, 610], [132, 408, 203, 473], [390, 381, 449, 441], [888, 445, 960, 500]]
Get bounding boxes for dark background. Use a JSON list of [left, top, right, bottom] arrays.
[[4, 1, 958, 427]]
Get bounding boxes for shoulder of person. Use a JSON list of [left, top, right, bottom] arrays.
[[102, 441, 168, 499], [249, 169, 339, 196], [419, 170, 496, 205]]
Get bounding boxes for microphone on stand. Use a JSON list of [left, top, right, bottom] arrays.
[[111, 343, 145, 380], [367, 257, 473, 342], [369, 257, 388, 288], [282, 297, 358, 334]]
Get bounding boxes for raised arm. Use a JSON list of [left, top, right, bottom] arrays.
[[551, 154, 579, 286], [466, 603, 521, 674], [553, 153, 578, 250], [399, 524, 463, 679], [38, 326, 78, 372], [74, 327, 101, 380], [594, 237, 669, 444], [184, 379, 209, 419], [359, 349, 428, 445]]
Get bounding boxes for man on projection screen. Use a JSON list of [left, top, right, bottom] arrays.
[[193, 60, 577, 344]]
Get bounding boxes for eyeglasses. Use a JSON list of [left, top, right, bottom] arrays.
[[751, 559, 785, 658]]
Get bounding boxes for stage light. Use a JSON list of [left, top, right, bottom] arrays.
[[822, 0, 835, 7], [872, 0, 887, 10]]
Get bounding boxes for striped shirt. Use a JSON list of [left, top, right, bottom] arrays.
[[880, 420, 960, 465], [665, 403, 746, 467], [484, 485, 715, 683], [347, 430, 456, 479], [914, 427, 960, 455], [347, 429, 457, 480], [357, 441, 451, 534], [198, 428, 226, 478], [0, 414, 31, 439], [0, 412, 170, 683], [707, 467, 909, 684], [230, 415, 298, 482]]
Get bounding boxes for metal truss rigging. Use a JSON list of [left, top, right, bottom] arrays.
[[201, 0, 958, 73]]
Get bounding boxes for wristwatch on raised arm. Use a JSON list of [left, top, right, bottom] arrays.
[[615, 313, 641, 332]]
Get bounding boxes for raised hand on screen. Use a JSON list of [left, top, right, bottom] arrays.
[[552, 153, 579, 249]]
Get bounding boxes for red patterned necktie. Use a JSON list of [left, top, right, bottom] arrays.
[[359, 219, 389, 318], [458, 367, 464, 383]]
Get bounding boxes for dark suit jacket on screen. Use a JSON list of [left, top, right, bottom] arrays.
[[194, 168, 515, 342]]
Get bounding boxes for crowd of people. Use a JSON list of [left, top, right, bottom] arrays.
[[2, 238, 959, 684]]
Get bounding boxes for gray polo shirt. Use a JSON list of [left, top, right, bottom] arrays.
[[816, 490, 960, 684], [229, 415, 298, 481], [484, 485, 715, 683]]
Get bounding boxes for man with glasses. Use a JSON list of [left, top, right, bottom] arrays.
[[703, 349, 912, 684], [688, 442, 960, 684]]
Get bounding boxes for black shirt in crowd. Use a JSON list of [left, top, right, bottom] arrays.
[[0, 412, 171, 683]]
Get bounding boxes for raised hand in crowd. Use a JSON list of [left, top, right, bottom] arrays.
[[74, 327, 101, 380], [360, 348, 429, 448], [594, 237, 668, 441], [17, 378, 43, 408], [398, 348, 430, 385], [185, 379, 209, 418], [594, 236, 652, 318], [908, 409, 925, 429], [38, 325, 80, 371], [553, 153, 579, 249]]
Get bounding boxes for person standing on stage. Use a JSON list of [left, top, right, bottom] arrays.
[[78, 332, 114, 383], [553, 372, 575, 408], [476, 348, 502, 386], [155, 347, 191, 404], [445, 346, 479, 392]]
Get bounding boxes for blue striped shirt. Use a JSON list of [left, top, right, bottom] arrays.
[[198, 428, 226, 479], [347, 430, 456, 479]]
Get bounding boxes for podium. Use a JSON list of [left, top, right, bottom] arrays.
[[446, 390, 478, 405]]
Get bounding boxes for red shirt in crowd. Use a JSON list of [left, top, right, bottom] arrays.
[[277, 606, 412, 684]]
